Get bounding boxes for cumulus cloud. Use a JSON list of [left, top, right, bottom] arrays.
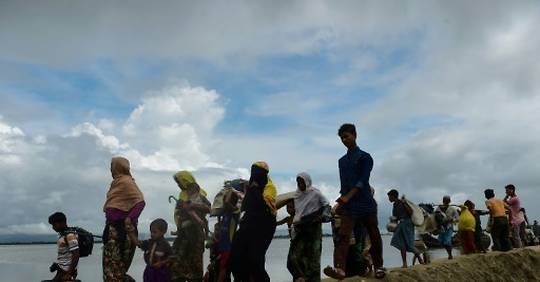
[[0, 84, 241, 235], [2, 1, 540, 235]]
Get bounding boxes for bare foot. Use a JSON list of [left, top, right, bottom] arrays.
[[324, 266, 346, 280]]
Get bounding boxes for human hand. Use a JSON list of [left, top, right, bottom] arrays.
[[337, 196, 349, 205]]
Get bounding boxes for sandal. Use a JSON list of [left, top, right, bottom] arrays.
[[375, 267, 386, 279]]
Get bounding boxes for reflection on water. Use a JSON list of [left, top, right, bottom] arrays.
[[0, 235, 458, 282]]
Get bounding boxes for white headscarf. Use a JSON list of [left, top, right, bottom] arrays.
[[293, 172, 330, 223]]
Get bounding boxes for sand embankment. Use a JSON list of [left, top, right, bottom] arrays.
[[323, 246, 540, 282]]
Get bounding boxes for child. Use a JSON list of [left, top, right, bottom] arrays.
[[45, 212, 80, 282], [127, 218, 173, 282], [276, 201, 295, 238]]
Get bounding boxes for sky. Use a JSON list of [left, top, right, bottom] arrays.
[[1, 0, 540, 235]]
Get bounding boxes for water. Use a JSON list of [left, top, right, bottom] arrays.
[[0, 235, 457, 282]]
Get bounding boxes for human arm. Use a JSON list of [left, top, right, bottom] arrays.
[[64, 233, 80, 279], [276, 216, 291, 226], [125, 219, 141, 246]]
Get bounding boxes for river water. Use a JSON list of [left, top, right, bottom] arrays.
[[0, 235, 458, 281]]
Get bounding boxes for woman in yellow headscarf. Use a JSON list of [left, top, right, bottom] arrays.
[[230, 161, 277, 282], [170, 171, 211, 282]]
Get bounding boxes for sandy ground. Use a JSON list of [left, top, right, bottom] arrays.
[[323, 246, 540, 282]]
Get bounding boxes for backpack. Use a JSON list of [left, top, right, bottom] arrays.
[[63, 227, 94, 257]]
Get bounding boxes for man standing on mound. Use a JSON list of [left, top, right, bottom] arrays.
[[325, 123, 386, 279]]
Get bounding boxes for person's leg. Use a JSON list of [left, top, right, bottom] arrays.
[[230, 225, 249, 281], [519, 222, 528, 246], [511, 223, 522, 248], [304, 223, 322, 282], [400, 248, 407, 268], [324, 215, 353, 279], [491, 219, 502, 251], [500, 219, 512, 251], [287, 234, 303, 281], [361, 214, 383, 269], [333, 215, 354, 272], [248, 217, 275, 282]]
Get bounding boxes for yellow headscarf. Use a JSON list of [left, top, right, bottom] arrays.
[[173, 170, 207, 200], [253, 161, 277, 216]]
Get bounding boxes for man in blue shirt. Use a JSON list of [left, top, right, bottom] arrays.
[[325, 123, 385, 279]]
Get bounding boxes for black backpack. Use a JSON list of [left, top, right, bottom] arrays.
[[62, 227, 94, 257]]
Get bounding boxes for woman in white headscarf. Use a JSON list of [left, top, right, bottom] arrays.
[[287, 172, 331, 282]]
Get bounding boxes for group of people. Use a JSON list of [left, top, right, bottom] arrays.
[[42, 122, 534, 282], [385, 184, 534, 270]]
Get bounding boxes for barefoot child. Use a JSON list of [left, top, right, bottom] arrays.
[[127, 218, 173, 282]]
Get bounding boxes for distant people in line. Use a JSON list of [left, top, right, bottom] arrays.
[[325, 123, 385, 279], [170, 171, 211, 282], [231, 161, 277, 282], [504, 184, 524, 248], [458, 201, 477, 255], [434, 196, 459, 259], [484, 189, 511, 252], [103, 157, 145, 282], [287, 172, 331, 282], [44, 212, 80, 282], [387, 189, 424, 268], [126, 218, 173, 282]]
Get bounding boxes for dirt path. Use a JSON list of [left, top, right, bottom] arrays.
[[323, 246, 540, 282]]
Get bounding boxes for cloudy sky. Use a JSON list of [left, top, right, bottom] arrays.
[[1, 1, 540, 235]]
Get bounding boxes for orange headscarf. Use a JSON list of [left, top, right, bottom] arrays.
[[103, 157, 144, 212]]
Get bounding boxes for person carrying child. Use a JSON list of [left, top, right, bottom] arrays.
[[45, 212, 80, 282], [127, 218, 173, 282]]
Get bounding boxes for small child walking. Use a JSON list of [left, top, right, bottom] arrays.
[[127, 218, 173, 282]]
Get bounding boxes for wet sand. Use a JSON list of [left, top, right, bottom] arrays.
[[323, 246, 540, 282]]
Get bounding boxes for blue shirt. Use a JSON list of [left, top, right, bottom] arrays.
[[338, 146, 377, 216]]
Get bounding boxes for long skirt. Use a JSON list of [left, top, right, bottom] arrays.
[[287, 222, 322, 282], [458, 230, 476, 254], [102, 225, 136, 282], [438, 228, 454, 248], [170, 223, 206, 282], [391, 218, 417, 253], [230, 214, 276, 282]]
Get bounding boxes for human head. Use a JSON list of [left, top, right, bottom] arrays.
[[149, 218, 168, 240], [286, 201, 295, 216], [296, 172, 312, 192], [111, 156, 131, 179], [48, 212, 67, 233], [464, 200, 475, 211], [484, 189, 495, 199], [250, 161, 269, 189], [226, 178, 248, 193], [505, 184, 516, 196], [534, 220, 538, 225], [338, 123, 357, 149], [387, 189, 399, 202], [443, 195, 451, 205]]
